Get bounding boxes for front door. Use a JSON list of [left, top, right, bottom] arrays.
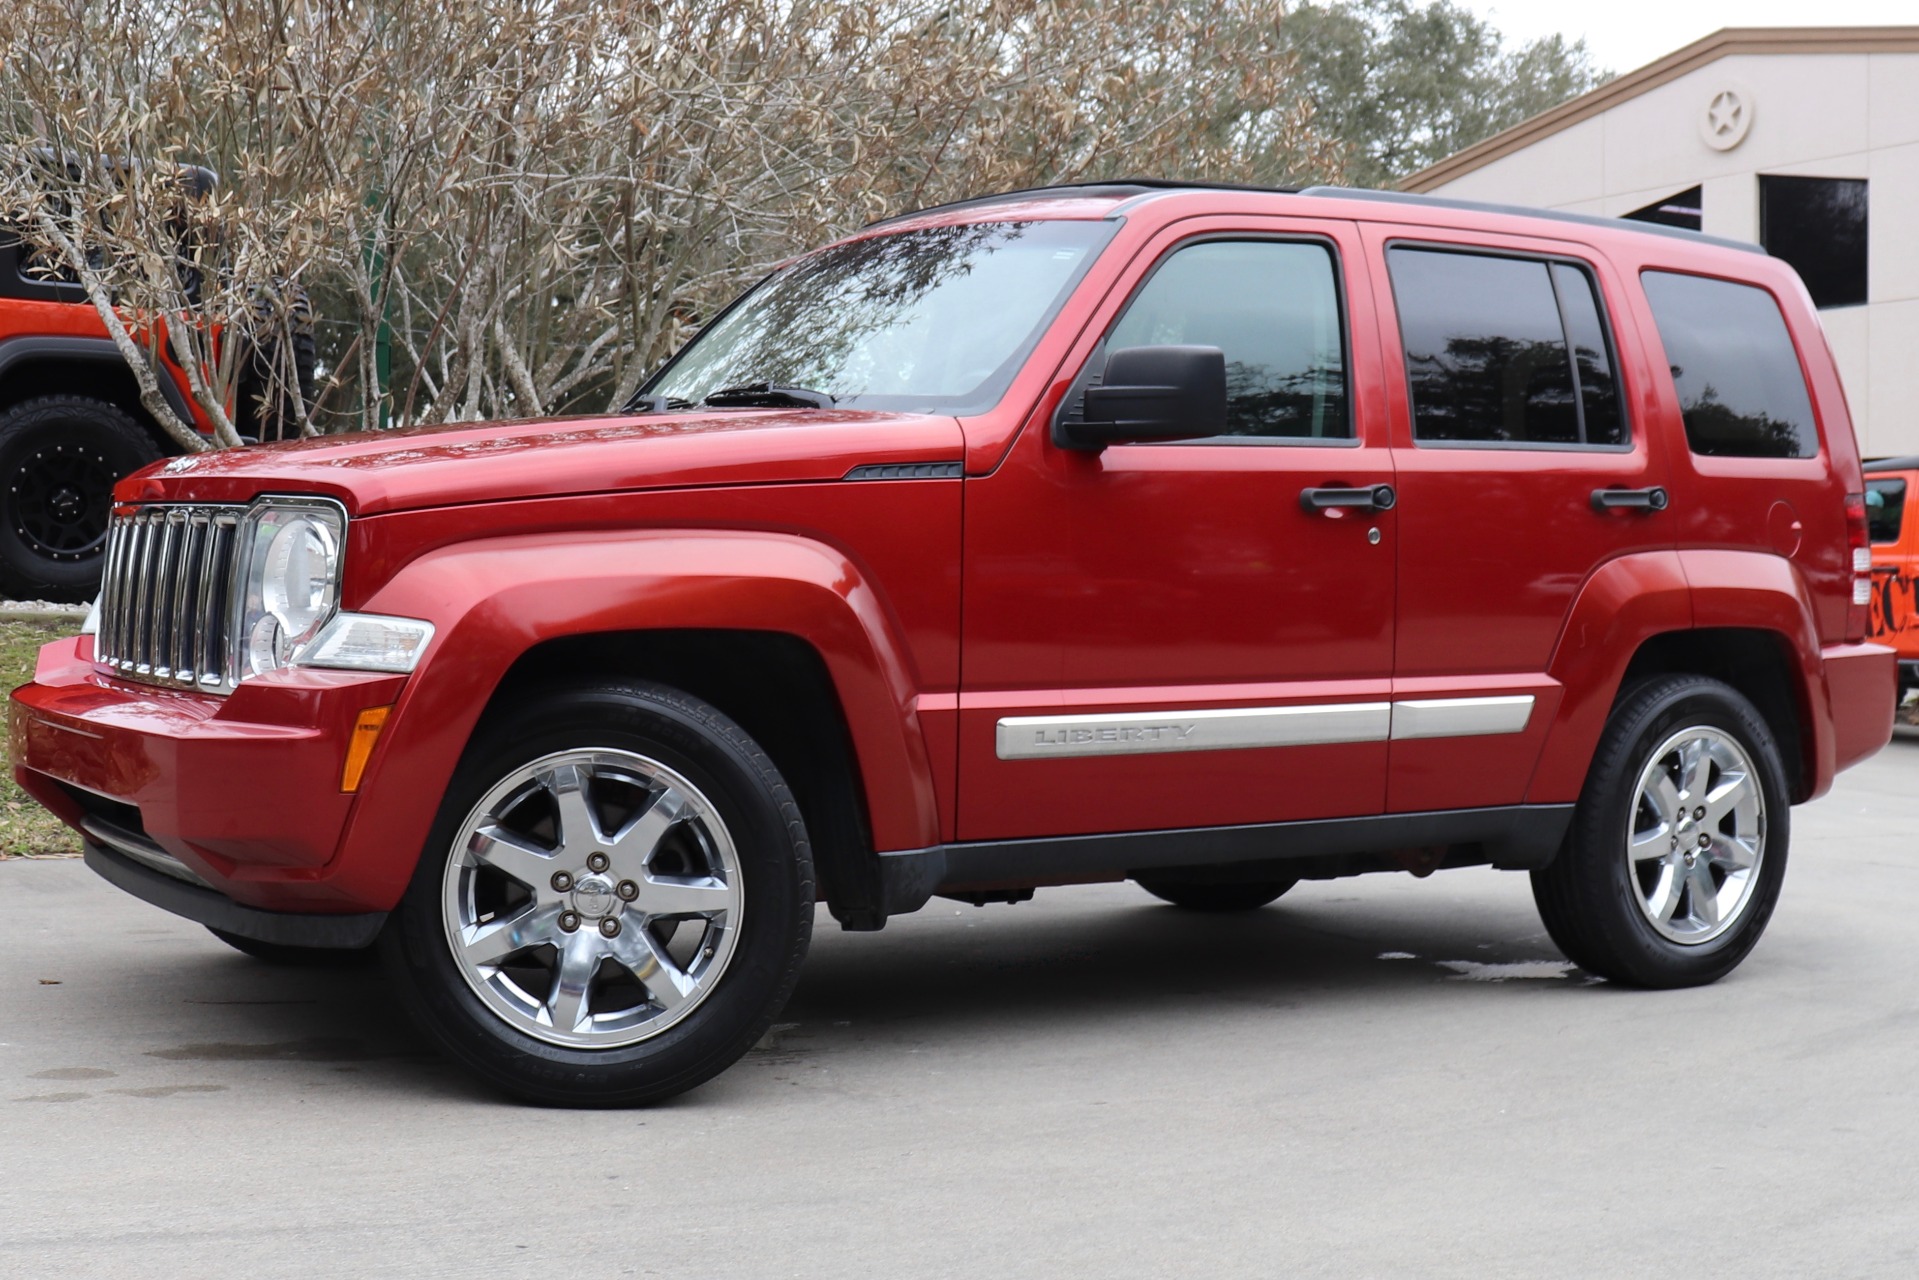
[[957, 218, 1398, 841]]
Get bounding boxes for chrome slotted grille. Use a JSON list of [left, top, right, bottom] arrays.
[[96, 505, 243, 692]]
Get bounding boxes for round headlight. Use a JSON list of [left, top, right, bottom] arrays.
[[261, 515, 336, 638]]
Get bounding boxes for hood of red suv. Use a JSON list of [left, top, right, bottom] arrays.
[[116, 408, 965, 514]]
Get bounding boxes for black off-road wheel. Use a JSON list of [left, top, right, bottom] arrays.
[[1135, 876, 1297, 912], [0, 396, 161, 602], [205, 927, 373, 967], [382, 681, 815, 1107], [1531, 675, 1790, 988]]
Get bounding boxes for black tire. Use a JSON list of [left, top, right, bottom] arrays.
[[0, 396, 161, 601], [206, 927, 373, 967], [381, 681, 814, 1107], [1531, 675, 1790, 988], [1136, 876, 1297, 912]]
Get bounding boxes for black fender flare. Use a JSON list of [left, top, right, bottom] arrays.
[[0, 335, 197, 439]]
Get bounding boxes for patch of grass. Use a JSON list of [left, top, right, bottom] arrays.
[[1, 619, 82, 858]]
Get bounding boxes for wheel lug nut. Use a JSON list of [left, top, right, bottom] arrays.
[[587, 853, 609, 873], [1698, 833, 1711, 847], [551, 871, 573, 892], [617, 880, 639, 901], [558, 911, 581, 932], [599, 917, 621, 938], [1693, 807, 1706, 820]]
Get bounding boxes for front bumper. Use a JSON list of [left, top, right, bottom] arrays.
[[83, 835, 385, 947], [10, 635, 408, 913]]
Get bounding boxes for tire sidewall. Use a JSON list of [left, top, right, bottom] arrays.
[[384, 683, 813, 1105], [1578, 678, 1791, 984]]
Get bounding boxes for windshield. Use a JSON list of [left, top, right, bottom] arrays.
[[644, 219, 1117, 414]]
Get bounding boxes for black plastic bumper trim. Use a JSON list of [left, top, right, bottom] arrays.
[[83, 840, 387, 949], [874, 803, 1574, 919]]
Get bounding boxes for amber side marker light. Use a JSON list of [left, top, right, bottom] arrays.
[[341, 706, 393, 793]]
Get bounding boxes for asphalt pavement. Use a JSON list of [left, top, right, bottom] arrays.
[[4, 736, 1918, 1277]]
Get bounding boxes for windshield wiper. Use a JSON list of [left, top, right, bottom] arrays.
[[702, 382, 836, 409], [622, 393, 697, 413]]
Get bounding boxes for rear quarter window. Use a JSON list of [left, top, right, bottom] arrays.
[[1640, 270, 1819, 459]]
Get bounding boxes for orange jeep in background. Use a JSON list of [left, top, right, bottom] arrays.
[[1865, 457, 1919, 706]]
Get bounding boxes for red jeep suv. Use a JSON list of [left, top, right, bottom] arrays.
[[9, 182, 1894, 1105]]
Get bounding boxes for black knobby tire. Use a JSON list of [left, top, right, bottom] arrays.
[[1136, 877, 1297, 912], [0, 396, 161, 602], [381, 681, 815, 1107], [206, 927, 373, 967], [1531, 675, 1790, 988]]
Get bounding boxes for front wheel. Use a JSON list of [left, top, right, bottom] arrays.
[[1531, 675, 1789, 988], [382, 681, 814, 1106]]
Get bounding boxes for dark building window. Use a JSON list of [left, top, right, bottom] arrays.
[[1760, 176, 1868, 309], [1641, 270, 1819, 459], [1387, 247, 1625, 448], [1624, 186, 1703, 231]]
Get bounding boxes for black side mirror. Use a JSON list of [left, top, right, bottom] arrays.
[[1055, 344, 1227, 451]]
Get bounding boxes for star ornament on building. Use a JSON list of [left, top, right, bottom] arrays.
[[1709, 91, 1742, 135], [1701, 85, 1754, 151]]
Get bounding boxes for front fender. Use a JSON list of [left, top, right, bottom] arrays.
[[326, 528, 941, 910]]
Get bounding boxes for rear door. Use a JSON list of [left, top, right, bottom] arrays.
[[1362, 224, 1675, 812]]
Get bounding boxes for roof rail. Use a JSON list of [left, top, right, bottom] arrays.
[[863, 178, 1300, 229], [1296, 186, 1766, 255], [868, 180, 1767, 257]]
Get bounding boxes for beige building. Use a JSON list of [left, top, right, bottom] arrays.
[[1405, 27, 1919, 457]]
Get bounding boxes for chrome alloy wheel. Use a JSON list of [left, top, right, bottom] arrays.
[[1626, 726, 1766, 945], [441, 749, 744, 1048]]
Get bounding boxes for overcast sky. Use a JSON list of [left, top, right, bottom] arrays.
[[1461, 0, 1917, 75]]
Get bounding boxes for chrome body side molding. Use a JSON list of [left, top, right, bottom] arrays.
[[995, 695, 1536, 760]]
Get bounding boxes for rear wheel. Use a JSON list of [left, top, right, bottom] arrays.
[[0, 396, 161, 601], [1531, 675, 1788, 988], [1135, 876, 1297, 912], [382, 681, 814, 1106]]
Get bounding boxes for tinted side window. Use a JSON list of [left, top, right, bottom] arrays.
[[1641, 271, 1818, 459], [1388, 248, 1625, 447], [1867, 478, 1907, 544], [1105, 240, 1348, 439]]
